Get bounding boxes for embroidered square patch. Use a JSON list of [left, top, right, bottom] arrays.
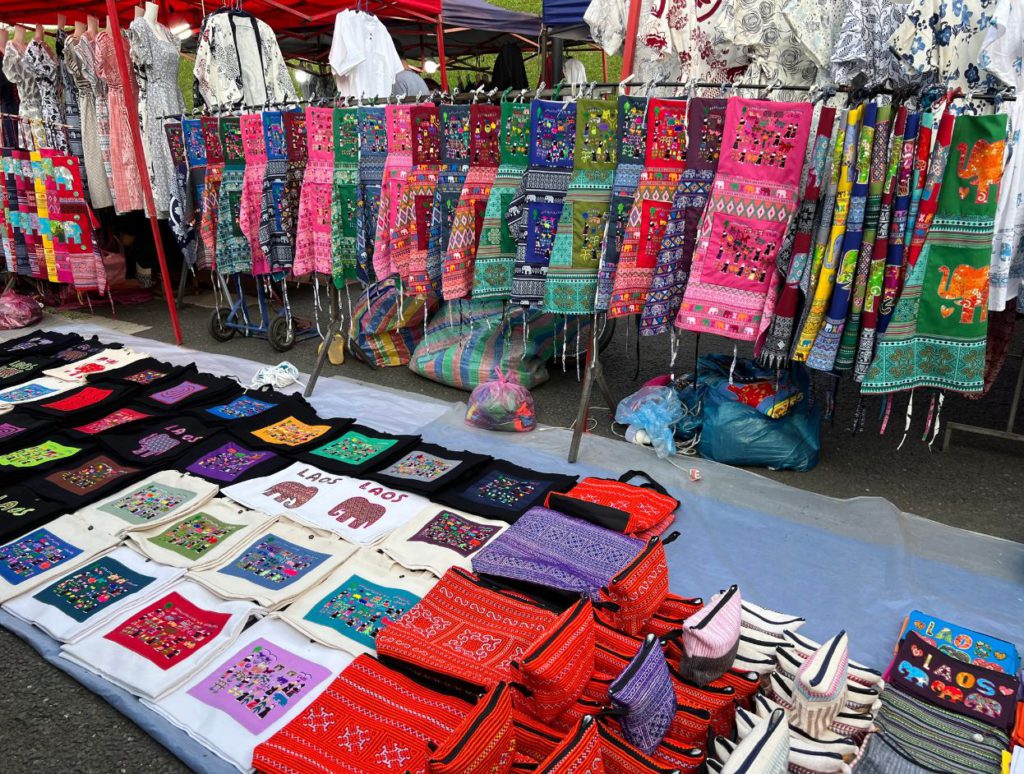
[[149, 380, 208, 406], [304, 574, 422, 649], [186, 442, 275, 483], [252, 417, 331, 447], [378, 451, 458, 483], [104, 591, 230, 669], [150, 513, 244, 561], [0, 528, 83, 585], [34, 557, 153, 622], [39, 386, 113, 413], [74, 408, 152, 435], [463, 471, 545, 511], [409, 510, 500, 557], [0, 383, 58, 403], [219, 534, 330, 590], [44, 455, 136, 496], [311, 432, 396, 466], [0, 440, 81, 469], [187, 637, 331, 733], [206, 396, 276, 421], [124, 369, 167, 385], [0, 422, 28, 442], [99, 482, 197, 526]]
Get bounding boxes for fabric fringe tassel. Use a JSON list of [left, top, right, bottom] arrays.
[[921, 392, 937, 443], [851, 397, 866, 435], [880, 394, 893, 435], [929, 392, 944, 450], [896, 390, 914, 451], [575, 317, 581, 382]]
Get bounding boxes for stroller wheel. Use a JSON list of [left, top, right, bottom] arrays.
[[208, 308, 235, 342], [269, 315, 296, 352]]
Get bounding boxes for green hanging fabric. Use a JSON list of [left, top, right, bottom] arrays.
[[331, 107, 360, 287]]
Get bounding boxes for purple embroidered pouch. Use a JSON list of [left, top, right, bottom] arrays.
[[609, 633, 676, 753]]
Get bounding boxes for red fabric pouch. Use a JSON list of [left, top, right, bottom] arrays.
[[597, 534, 675, 636], [513, 710, 564, 763], [428, 682, 516, 773], [596, 719, 685, 774], [537, 717, 604, 773], [545, 470, 678, 534]]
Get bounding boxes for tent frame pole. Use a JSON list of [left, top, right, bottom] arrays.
[[436, 18, 448, 90], [104, 0, 183, 345]]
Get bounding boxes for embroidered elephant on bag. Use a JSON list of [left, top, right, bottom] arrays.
[[330, 496, 386, 528], [957, 140, 1005, 204], [930, 680, 964, 703], [964, 692, 1003, 719], [898, 660, 929, 687], [937, 264, 989, 324], [262, 481, 318, 508]]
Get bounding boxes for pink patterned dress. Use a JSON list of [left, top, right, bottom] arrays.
[[238, 112, 269, 275], [93, 30, 144, 213], [292, 107, 334, 276], [372, 105, 413, 280]]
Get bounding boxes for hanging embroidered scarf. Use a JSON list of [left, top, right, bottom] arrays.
[[372, 104, 413, 280], [182, 118, 208, 269], [608, 98, 688, 318], [855, 107, 908, 380], [793, 106, 862, 359], [278, 110, 306, 274], [257, 109, 293, 275], [760, 107, 838, 367], [38, 151, 73, 284], [293, 107, 334, 277], [1, 151, 29, 276], [163, 120, 196, 273], [441, 103, 501, 300], [330, 107, 360, 287], [198, 117, 223, 272], [49, 149, 101, 292], [393, 104, 441, 293], [808, 103, 880, 370], [238, 112, 269, 275], [596, 96, 647, 313], [874, 111, 921, 339], [421, 104, 471, 295], [16, 149, 44, 279], [471, 100, 531, 301], [30, 150, 57, 281], [836, 104, 894, 370], [641, 97, 727, 335], [508, 98, 577, 307], [902, 110, 935, 263], [676, 98, 813, 341], [543, 98, 618, 315], [862, 112, 1006, 395], [214, 116, 249, 276], [356, 107, 387, 284]]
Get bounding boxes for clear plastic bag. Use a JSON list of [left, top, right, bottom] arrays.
[[0, 291, 42, 330], [465, 369, 537, 432], [615, 385, 684, 459]]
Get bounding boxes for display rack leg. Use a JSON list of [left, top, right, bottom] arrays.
[[942, 350, 1024, 450], [176, 264, 190, 309], [303, 283, 341, 398], [568, 314, 615, 463]]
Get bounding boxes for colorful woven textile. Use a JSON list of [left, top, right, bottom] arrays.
[[421, 104, 471, 296], [357, 107, 388, 284], [427, 682, 516, 773], [508, 99, 577, 307], [47, 149, 103, 292], [198, 117, 223, 271], [862, 113, 1007, 394], [543, 98, 618, 315], [330, 107, 360, 286], [537, 717, 604, 772], [808, 103, 880, 370], [238, 112, 269, 275], [182, 118, 208, 269], [347, 276, 436, 368], [372, 105, 413, 280], [441, 103, 501, 300], [855, 107, 909, 380], [596, 96, 647, 312], [793, 105, 862, 359], [471, 101, 531, 300], [293, 107, 334, 277], [676, 98, 813, 341], [257, 109, 292, 274], [392, 104, 441, 291], [163, 120, 196, 272], [252, 654, 472, 774], [610, 635, 675, 753], [214, 116, 249, 276], [641, 98, 726, 335], [375, 567, 557, 690], [280, 110, 307, 272], [609, 98, 688, 318], [760, 108, 839, 367]]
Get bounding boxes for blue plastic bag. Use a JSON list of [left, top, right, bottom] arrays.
[[615, 386, 684, 459], [697, 355, 820, 471]]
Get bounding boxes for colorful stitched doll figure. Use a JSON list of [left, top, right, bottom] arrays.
[[543, 98, 618, 316], [293, 107, 334, 277], [470, 100, 531, 301]]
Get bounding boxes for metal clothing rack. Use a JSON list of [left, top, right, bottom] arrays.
[[943, 348, 1024, 451]]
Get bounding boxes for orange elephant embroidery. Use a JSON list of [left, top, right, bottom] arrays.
[[937, 264, 989, 324], [957, 139, 1005, 205]]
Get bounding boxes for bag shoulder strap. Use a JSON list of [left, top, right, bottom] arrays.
[[617, 469, 670, 496]]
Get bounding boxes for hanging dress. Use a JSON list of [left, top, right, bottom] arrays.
[[0, 52, 18, 149], [372, 104, 413, 280], [198, 116, 224, 269], [84, 36, 118, 209], [595, 96, 647, 312], [214, 116, 248, 275], [293, 107, 335, 277], [356, 107, 387, 285], [94, 30, 144, 213], [641, 97, 727, 335], [238, 111, 269, 275], [543, 98, 618, 315], [3, 41, 45, 150], [470, 100, 531, 301], [508, 99, 577, 307], [441, 102, 501, 300], [608, 98, 688, 318], [675, 98, 813, 343], [63, 36, 112, 210], [392, 104, 441, 292], [27, 39, 68, 153], [330, 107, 360, 287], [56, 31, 88, 203], [128, 19, 184, 220], [258, 109, 292, 275], [422, 104, 471, 296], [862, 112, 1006, 395]]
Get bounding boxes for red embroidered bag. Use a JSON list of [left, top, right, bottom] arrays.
[[537, 717, 604, 773], [428, 682, 516, 773], [512, 710, 564, 763], [598, 534, 675, 636], [545, 470, 678, 534], [597, 719, 697, 774]]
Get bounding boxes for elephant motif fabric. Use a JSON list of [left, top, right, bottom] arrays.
[[261, 481, 318, 509], [862, 113, 1007, 395]]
